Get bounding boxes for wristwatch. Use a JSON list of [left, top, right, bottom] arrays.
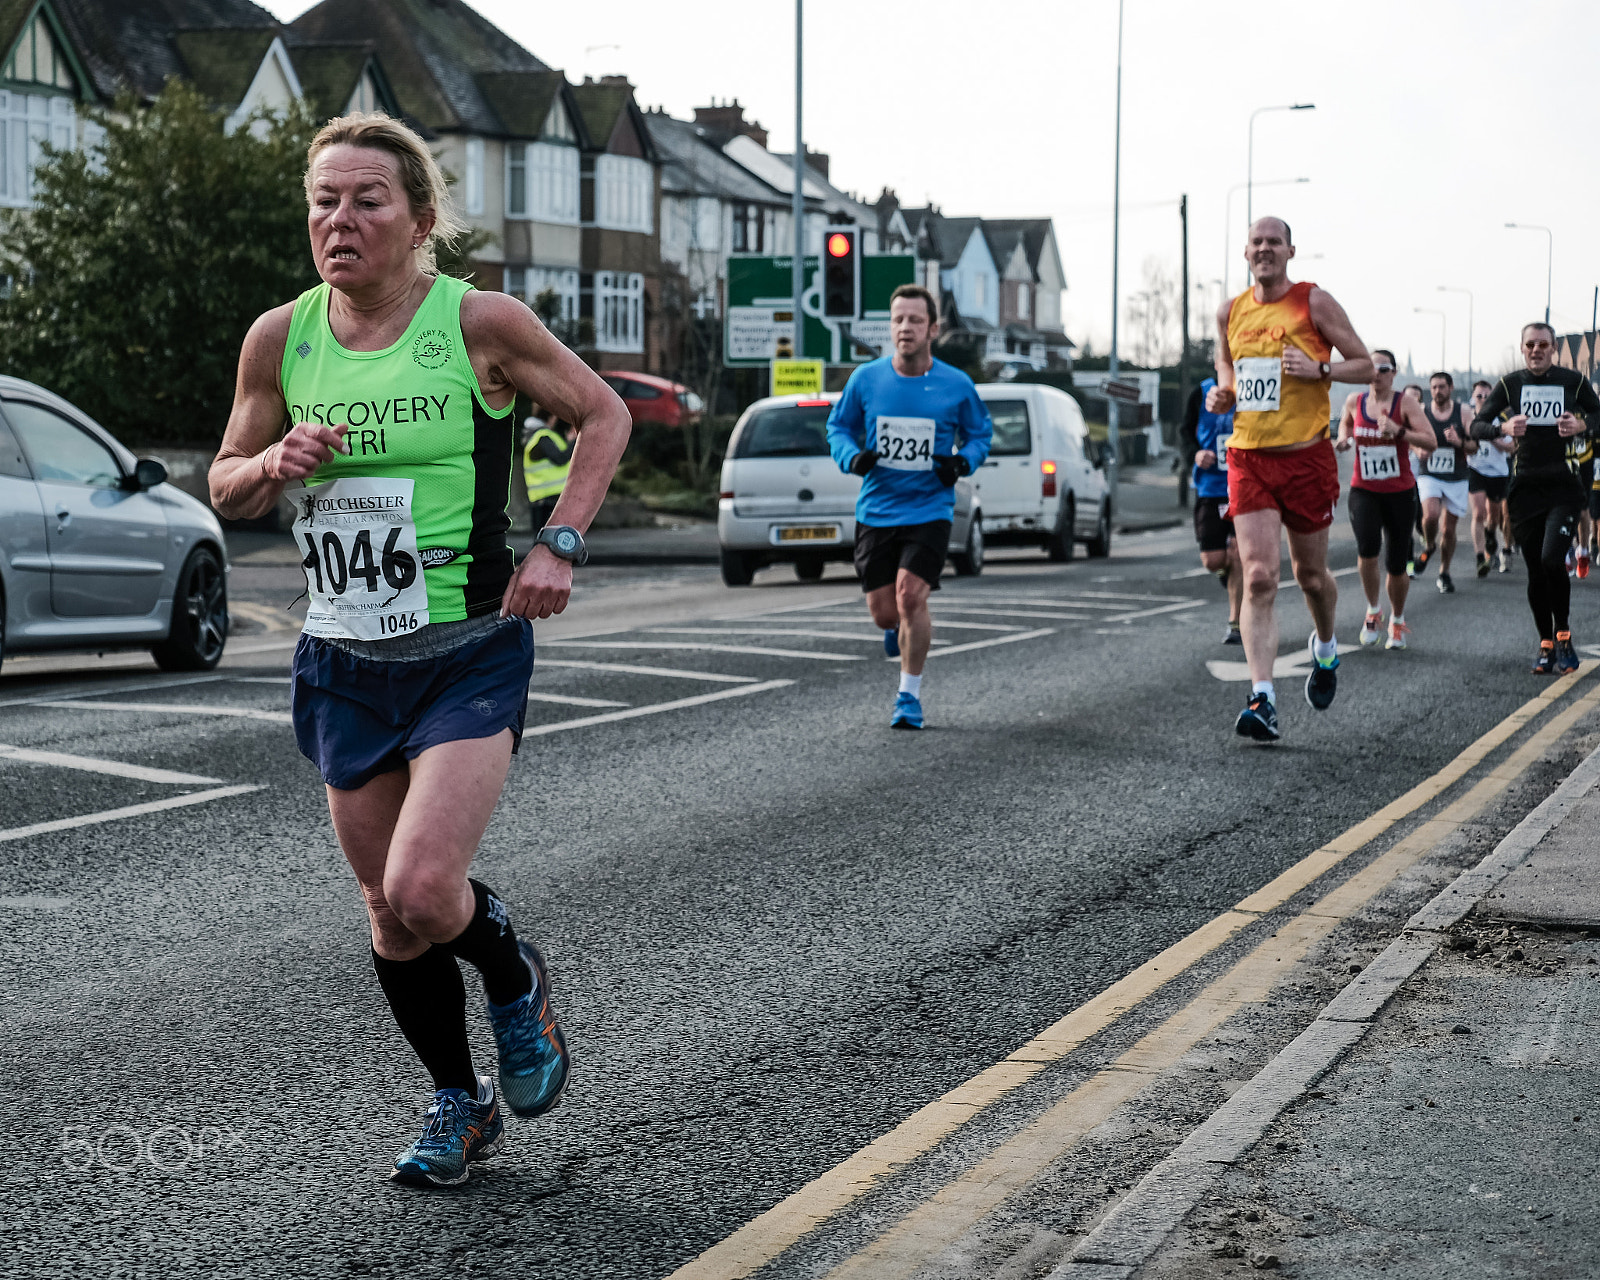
[[535, 525, 589, 566], [1319, 361, 1332, 378]]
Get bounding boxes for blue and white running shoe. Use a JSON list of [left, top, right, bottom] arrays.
[[392, 1074, 504, 1187], [1304, 630, 1339, 710], [488, 941, 570, 1118], [883, 628, 900, 658], [890, 691, 924, 730]]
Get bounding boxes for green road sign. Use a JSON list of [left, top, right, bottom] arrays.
[[725, 254, 915, 367]]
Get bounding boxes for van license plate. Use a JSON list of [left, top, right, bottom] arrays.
[[775, 525, 839, 542]]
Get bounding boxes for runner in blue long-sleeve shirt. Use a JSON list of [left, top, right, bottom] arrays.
[[827, 284, 993, 729]]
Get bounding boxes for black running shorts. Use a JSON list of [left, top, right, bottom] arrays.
[[1467, 471, 1508, 501], [1192, 496, 1234, 553], [1348, 486, 1414, 577], [854, 520, 951, 592]]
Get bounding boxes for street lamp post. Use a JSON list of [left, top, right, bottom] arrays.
[[1437, 285, 1474, 386], [1224, 176, 1308, 298], [1505, 222, 1553, 326], [1106, 0, 1124, 497], [1414, 307, 1446, 373], [1246, 103, 1314, 229]]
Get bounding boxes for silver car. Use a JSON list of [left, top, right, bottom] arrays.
[[0, 376, 229, 672], [717, 392, 983, 586]]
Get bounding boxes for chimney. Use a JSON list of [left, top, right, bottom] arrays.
[[804, 147, 829, 180], [599, 75, 632, 87], [692, 98, 768, 149]]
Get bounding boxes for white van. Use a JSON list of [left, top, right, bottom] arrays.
[[716, 393, 983, 586], [973, 382, 1112, 560]]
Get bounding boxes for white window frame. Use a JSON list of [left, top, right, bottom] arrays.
[[595, 271, 644, 353], [594, 155, 653, 234], [0, 91, 74, 209], [506, 140, 578, 224], [505, 266, 579, 322], [505, 142, 526, 217], [1017, 282, 1030, 320], [463, 137, 484, 216]]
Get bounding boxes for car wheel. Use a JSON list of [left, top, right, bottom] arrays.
[[1086, 502, 1113, 559], [1045, 495, 1075, 562], [794, 555, 825, 582], [952, 514, 985, 576], [152, 546, 228, 671], [720, 548, 757, 587]]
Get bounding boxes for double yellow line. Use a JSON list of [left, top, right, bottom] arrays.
[[670, 662, 1600, 1280]]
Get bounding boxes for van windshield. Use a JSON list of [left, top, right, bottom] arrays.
[[734, 405, 833, 458], [986, 400, 1031, 456]]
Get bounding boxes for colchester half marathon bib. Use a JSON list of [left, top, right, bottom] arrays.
[[292, 477, 430, 640], [1235, 357, 1282, 413], [1215, 431, 1231, 472], [1521, 385, 1564, 426], [874, 416, 936, 471], [1358, 445, 1399, 483], [1426, 448, 1457, 476]]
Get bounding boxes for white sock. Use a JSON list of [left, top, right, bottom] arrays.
[[899, 672, 922, 697], [1392, 614, 1404, 625], [1364, 596, 1380, 614], [1252, 680, 1275, 703], [1313, 636, 1338, 662]]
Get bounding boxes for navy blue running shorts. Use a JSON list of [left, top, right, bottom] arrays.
[[291, 616, 534, 791]]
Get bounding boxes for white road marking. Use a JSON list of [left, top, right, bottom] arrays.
[[0, 743, 221, 786], [918, 605, 1103, 621], [526, 691, 630, 708], [37, 700, 294, 724], [1280, 565, 1360, 590], [522, 680, 794, 736], [797, 615, 1026, 633], [945, 593, 1177, 610], [719, 596, 861, 621], [644, 627, 951, 646], [541, 641, 865, 662], [536, 660, 757, 684], [1099, 600, 1208, 624], [1205, 650, 1348, 682], [1170, 567, 1213, 579], [0, 673, 226, 710], [0, 784, 265, 844], [920, 628, 1056, 659], [229, 677, 292, 684]]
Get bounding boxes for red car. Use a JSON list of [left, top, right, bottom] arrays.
[[599, 372, 705, 428]]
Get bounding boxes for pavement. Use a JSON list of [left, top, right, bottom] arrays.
[[6, 446, 1600, 1278]]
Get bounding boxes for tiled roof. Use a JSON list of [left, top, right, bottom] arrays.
[[645, 110, 786, 203], [474, 69, 568, 139], [291, 0, 547, 134], [287, 41, 392, 122], [982, 218, 1053, 275], [172, 27, 276, 108]]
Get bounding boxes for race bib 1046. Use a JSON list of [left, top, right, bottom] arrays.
[[1357, 445, 1399, 483], [1235, 357, 1281, 413], [1521, 385, 1565, 426], [1426, 448, 1457, 476], [874, 416, 936, 471], [292, 476, 430, 641]]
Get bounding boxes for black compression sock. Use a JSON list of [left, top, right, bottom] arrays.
[[371, 946, 476, 1094], [445, 880, 534, 1007]]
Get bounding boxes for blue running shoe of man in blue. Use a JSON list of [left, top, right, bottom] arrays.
[[488, 940, 570, 1117], [392, 1073, 504, 1187], [883, 627, 900, 658], [890, 690, 924, 730]]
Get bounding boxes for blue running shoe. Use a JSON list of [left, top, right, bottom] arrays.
[[1234, 692, 1279, 741], [392, 1074, 504, 1187], [890, 690, 924, 730], [883, 627, 900, 658], [488, 941, 569, 1118], [1305, 630, 1339, 710]]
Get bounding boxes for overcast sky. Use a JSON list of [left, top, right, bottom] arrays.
[[262, 0, 1600, 377]]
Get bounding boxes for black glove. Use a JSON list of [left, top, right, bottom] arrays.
[[849, 449, 880, 476], [933, 454, 971, 486]]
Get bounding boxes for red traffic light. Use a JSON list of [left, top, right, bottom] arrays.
[[827, 232, 852, 258]]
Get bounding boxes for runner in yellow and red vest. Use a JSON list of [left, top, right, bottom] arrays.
[[1207, 216, 1375, 742]]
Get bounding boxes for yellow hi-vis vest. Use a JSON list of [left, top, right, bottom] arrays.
[[522, 427, 570, 502]]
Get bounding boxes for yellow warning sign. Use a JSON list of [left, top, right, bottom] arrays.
[[770, 359, 825, 398]]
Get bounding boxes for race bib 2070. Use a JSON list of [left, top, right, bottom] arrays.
[[1521, 385, 1565, 426]]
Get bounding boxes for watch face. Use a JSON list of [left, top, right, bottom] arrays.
[[556, 530, 577, 553]]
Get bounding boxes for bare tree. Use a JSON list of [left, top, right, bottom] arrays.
[[1127, 257, 1182, 367]]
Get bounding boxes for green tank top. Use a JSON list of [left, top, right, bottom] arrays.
[[280, 275, 516, 628]]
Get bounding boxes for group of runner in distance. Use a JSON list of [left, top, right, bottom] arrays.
[[207, 107, 1596, 1185], [1186, 216, 1600, 741]]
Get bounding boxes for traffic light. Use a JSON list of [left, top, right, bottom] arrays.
[[822, 226, 859, 318]]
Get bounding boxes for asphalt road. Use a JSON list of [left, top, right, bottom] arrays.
[[0, 496, 1592, 1279]]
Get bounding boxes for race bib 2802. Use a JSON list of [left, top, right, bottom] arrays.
[[292, 477, 430, 641], [1234, 357, 1282, 413]]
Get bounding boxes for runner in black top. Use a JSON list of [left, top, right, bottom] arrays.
[[1470, 322, 1600, 673], [1418, 371, 1475, 595]]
